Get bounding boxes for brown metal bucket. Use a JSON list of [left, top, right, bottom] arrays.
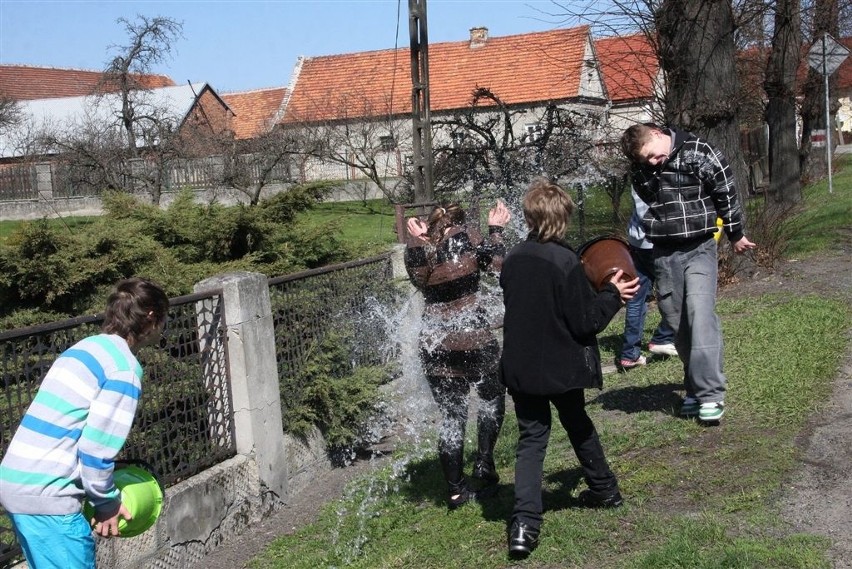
[[578, 236, 636, 291]]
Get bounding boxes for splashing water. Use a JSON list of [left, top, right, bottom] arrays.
[[325, 259, 513, 562]]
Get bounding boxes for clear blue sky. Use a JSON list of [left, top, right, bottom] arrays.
[[0, 0, 580, 94]]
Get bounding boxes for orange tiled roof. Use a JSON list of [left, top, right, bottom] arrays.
[[282, 26, 592, 124], [594, 34, 658, 103], [0, 65, 175, 101], [221, 87, 288, 139]]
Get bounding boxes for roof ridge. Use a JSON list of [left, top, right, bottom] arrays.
[[0, 63, 173, 79], [301, 25, 591, 61], [221, 86, 288, 96]]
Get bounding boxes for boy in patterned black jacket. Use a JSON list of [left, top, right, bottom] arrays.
[[620, 123, 756, 424]]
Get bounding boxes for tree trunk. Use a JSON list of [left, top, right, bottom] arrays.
[[657, 0, 749, 206], [765, 0, 802, 203]]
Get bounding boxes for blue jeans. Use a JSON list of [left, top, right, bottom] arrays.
[[654, 237, 727, 403], [620, 247, 674, 361]]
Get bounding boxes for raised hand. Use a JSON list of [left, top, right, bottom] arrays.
[[406, 217, 429, 242], [488, 199, 511, 227]]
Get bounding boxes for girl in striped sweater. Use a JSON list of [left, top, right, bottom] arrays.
[[1, 277, 168, 568]]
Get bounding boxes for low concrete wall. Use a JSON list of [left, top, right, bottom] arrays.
[[89, 429, 333, 569], [1, 179, 391, 221], [10, 248, 412, 569]]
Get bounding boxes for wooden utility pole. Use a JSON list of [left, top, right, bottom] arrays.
[[408, 0, 434, 210]]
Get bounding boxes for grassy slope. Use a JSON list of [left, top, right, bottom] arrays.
[[249, 160, 851, 569]]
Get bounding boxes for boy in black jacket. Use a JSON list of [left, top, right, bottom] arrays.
[[500, 179, 638, 558]]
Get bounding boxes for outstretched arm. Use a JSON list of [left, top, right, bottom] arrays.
[[732, 236, 756, 254]]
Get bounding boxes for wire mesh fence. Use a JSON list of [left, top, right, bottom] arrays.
[[269, 254, 398, 424]]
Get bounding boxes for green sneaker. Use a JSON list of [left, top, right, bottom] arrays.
[[698, 401, 725, 423], [680, 397, 700, 417]]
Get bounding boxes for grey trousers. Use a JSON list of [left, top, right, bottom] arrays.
[[653, 237, 727, 403]]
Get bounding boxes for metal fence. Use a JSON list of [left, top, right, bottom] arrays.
[[0, 288, 235, 566], [269, 254, 396, 422]]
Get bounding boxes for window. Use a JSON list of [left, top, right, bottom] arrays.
[[452, 132, 466, 149], [379, 135, 397, 151], [526, 123, 543, 142]]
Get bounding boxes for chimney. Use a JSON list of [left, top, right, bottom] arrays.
[[469, 27, 488, 48]]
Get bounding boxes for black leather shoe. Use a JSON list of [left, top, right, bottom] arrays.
[[448, 486, 475, 510], [577, 489, 624, 509], [471, 455, 499, 485], [448, 479, 476, 510], [507, 519, 539, 558]]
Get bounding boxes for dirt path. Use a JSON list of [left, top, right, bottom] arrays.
[[197, 250, 852, 569]]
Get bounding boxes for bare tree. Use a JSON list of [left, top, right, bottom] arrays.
[[283, 94, 413, 203], [428, 87, 604, 233], [765, 0, 803, 202], [37, 104, 186, 204], [100, 15, 183, 156], [655, 0, 749, 206], [0, 93, 22, 134], [218, 128, 301, 206], [548, 1, 750, 201]]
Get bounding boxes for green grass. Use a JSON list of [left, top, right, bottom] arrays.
[[785, 154, 852, 256], [247, 162, 851, 568], [0, 215, 98, 242], [249, 291, 846, 569], [296, 199, 400, 257]]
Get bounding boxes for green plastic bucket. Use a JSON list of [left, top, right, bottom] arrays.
[[83, 463, 164, 538]]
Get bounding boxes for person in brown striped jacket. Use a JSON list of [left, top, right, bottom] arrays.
[[404, 200, 510, 509]]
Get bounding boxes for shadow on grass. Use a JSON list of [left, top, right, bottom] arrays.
[[590, 381, 684, 415], [395, 446, 597, 524]]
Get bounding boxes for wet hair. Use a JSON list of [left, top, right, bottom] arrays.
[[102, 277, 169, 346], [522, 178, 575, 243], [425, 203, 465, 244], [620, 122, 659, 161]]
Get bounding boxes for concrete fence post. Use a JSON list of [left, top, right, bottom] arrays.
[[35, 163, 53, 200], [193, 272, 289, 500]]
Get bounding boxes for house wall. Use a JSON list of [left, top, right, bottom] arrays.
[[580, 38, 607, 100], [178, 89, 233, 157]]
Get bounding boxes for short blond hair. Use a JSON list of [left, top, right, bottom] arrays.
[[523, 178, 575, 243]]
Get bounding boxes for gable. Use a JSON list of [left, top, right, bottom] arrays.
[[0, 64, 175, 101], [281, 26, 594, 124]]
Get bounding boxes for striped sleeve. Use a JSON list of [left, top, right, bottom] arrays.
[[77, 336, 142, 512]]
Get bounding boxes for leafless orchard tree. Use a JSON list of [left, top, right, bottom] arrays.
[[428, 87, 605, 233], [216, 128, 304, 206], [282, 92, 413, 203], [0, 94, 22, 134], [99, 15, 184, 157], [35, 104, 186, 204]]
